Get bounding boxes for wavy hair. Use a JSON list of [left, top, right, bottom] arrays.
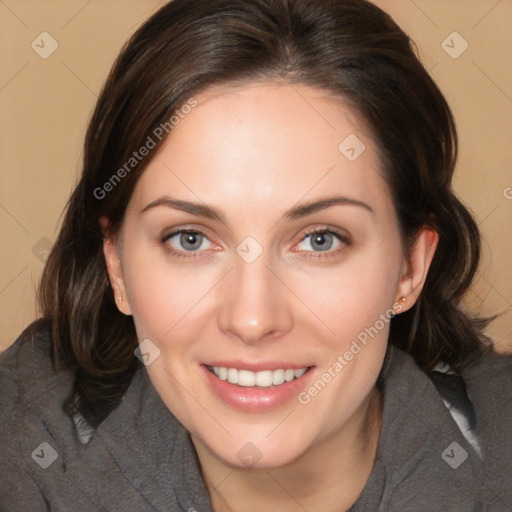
[[38, 0, 492, 427]]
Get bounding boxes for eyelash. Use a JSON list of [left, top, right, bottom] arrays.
[[293, 228, 350, 260], [160, 227, 351, 261], [161, 229, 213, 261]]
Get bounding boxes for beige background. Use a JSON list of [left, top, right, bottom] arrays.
[[1, 0, 511, 353]]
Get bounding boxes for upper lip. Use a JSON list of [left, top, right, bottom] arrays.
[[203, 361, 313, 372]]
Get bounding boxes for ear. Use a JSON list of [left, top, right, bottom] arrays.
[[395, 227, 439, 313], [100, 216, 132, 316]]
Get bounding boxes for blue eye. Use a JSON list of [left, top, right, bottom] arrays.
[[307, 231, 336, 251], [295, 229, 347, 254], [163, 230, 212, 253], [160, 227, 349, 262]]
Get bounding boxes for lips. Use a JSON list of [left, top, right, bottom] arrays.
[[201, 362, 315, 412]]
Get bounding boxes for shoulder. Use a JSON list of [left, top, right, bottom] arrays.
[[0, 319, 76, 510], [464, 346, 512, 386], [0, 318, 67, 410], [377, 345, 512, 509], [1, 318, 53, 366], [1, 317, 77, 432], [462, 347, 512, 421], [1, 318, 55, 406], [462, 348, 512, 506], [0, 318, 76, 445], [0, 321, 185, 510], [0, 320, 76, 454]]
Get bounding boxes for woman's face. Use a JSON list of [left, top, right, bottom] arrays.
[[106, 82, 421, 468]]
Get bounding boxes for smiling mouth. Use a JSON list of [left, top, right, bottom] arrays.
[[205, 365, 312, 388]]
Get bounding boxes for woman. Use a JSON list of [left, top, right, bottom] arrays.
[[1, 0, 510, 510]]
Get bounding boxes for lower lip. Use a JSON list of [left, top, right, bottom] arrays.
[[201, 365, 314, 412]]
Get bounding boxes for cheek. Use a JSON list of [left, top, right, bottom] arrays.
[[293, 253, 398, 433], [121, 244, 215, 341], [292, 245, 402, 348], [304, 243, 400, 408]]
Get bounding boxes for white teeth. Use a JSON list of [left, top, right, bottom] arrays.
[[284, 369, 295, 382], [238, 370, 255, 387], [227, 368, 238, 384], [255, 370, 273, 387], [272, 369, 285, 385], [210, 366, 308, 387]]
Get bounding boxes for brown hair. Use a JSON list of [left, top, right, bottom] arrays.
[[38, 0, 492, 427]]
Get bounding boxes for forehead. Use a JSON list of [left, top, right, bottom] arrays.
[[130, 82, 392, 217]]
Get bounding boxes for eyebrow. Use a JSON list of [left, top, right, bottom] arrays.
[[141, 195, 374, 222], [284, 196, 374, 220], [141, 197, 226, 223]]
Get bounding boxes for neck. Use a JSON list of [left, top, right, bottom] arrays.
[[192, 387, 383, 512]]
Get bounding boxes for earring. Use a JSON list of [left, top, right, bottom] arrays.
[[393, 296, 407, 314], [118, 297, 123, 303]]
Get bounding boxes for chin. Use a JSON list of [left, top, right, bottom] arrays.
[[196, 420, 318, 470]]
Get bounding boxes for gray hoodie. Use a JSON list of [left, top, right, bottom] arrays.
[[1, 320, 511, 511]]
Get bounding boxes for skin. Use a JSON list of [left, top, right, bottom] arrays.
[[103, 82, 438, 511]]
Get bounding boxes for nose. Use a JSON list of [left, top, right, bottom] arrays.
[[217, 256, 293, 345]]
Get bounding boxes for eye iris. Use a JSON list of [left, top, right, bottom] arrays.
[[180, 232, 202, 251], [311, 232, 333, 251]]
